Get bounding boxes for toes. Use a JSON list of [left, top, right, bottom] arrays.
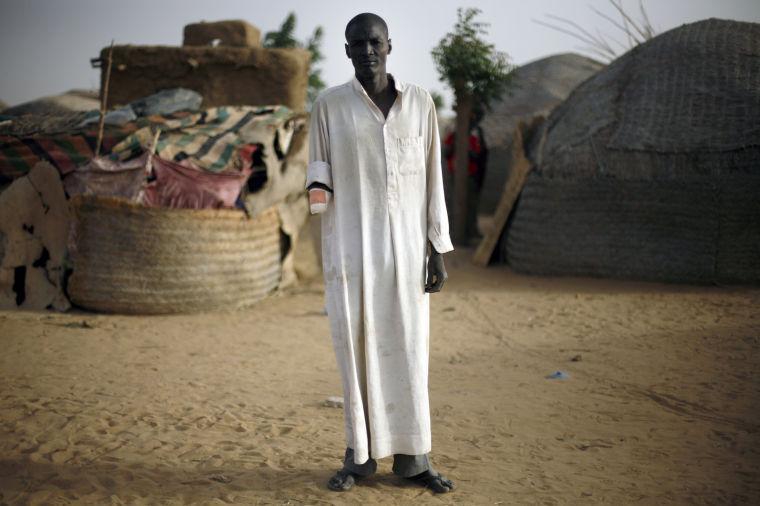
[[408, 470, 455, 493], [429, 483, 447, 493], [327, 470, 355, 491], [429, 478, 453, 493], [440, 477, 455, 492], [428, 473, 454, 493]]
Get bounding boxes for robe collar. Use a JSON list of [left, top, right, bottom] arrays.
[[350, 74, 405, 121], [350, 73, 406, 94]]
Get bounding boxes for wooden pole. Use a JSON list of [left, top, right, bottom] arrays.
[[95, 40, 114, 157], [472, 120, 535, 266], [453, 89, 472, 245]]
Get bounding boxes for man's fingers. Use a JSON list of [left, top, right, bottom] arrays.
[[425, 274, 445, 293], [425, 273, 434, 292], [425, 273, 435, 292]]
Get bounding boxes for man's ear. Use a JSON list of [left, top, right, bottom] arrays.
[[388, 39, 392, 54], [345, 43, 350, 58]]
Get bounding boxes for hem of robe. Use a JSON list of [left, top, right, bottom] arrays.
[[352, 435, 432, 465]]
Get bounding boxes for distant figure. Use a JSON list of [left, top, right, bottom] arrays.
[[305, 12, 455, 494], [443, 109, 488, 242]]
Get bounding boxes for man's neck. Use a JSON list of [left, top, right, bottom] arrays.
[[357, 72, 390, 97]]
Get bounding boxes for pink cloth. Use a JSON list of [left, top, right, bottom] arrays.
[[142, 155, 252, 209]]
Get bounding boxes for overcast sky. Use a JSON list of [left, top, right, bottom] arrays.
[[1, 0, 758, 112]]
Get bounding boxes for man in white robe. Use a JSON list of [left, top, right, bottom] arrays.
[[306, 13, 455, 493]]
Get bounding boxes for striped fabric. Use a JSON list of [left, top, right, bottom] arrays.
[[0, 106, 296, 184], [110, 106, 296, 172]]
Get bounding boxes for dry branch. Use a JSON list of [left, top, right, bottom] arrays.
[[536, 0, 656, 62]]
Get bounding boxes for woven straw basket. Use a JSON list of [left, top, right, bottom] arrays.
[[68, 196, 281, 314]]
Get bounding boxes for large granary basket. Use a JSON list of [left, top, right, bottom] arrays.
[[68, 196, 282, 314]]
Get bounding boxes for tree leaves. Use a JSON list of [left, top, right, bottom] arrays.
[[431, 7, 514, 111], [430, 91, 445, 111], [263, 13, 299, 49], [263, 12, 325, 108]]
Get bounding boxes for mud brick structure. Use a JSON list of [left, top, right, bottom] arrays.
[[183, 20, 261, 48], [101, 21, 309, 111]]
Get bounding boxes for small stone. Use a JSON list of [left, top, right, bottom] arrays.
[[64, 320, 94, 329], [209, 473, 232, 483], [323, 396, 344, 408], [546, 370, 570, 380]]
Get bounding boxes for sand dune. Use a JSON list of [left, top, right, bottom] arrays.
[[1, 249, 758, 505]]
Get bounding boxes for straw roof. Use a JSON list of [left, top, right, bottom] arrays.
[[478, 53, 603, 213], [531, 19, 760, 178], [481, 53, 603, 149], [501, 19, 760, 284]]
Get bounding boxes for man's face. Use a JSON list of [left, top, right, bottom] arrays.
[[345, 20, 391, 80]]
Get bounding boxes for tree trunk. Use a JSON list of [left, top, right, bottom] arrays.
[[453, 90, 472, 245]]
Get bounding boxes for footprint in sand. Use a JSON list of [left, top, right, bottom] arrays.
[[49, 448, 73, 464]]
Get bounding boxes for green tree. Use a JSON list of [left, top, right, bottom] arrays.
[[430, 90, 445, 112], [263, 12, 326, 108], [432, 7, 513, 244], [304, 26, 326, 106]]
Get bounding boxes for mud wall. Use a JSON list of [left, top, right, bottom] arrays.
[[103, 46, 310, 111]]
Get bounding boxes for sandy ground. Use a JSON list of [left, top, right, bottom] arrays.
[[1, 248, 759, 505]]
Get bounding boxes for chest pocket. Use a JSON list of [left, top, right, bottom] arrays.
[[396, 136, 424, 176]]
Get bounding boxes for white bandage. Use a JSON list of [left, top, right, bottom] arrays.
[[309, 188, 331, 214]]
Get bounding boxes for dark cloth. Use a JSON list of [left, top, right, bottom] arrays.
[[342, 447, 431, 478]]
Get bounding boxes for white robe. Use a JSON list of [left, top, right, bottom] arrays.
[[306, 76, 453, 464]]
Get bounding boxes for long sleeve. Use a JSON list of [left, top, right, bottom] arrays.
[[424, 95, 454, 254], [306, 97, 333, 190]]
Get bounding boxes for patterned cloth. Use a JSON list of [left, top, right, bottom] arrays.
[[0, 112, 195, 183], [110, 106, 296, 172], [0, 106, 297, 185]]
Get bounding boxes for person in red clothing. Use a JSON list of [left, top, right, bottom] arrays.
[[443, 109, 488, 242]]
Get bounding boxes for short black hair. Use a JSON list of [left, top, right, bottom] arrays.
[[345, 13, 389, 41]]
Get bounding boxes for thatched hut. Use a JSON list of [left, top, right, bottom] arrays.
[[500, 19, 760, 284], [479, 53, 604, 213]]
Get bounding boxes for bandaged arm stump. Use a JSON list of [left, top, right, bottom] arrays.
[[305, 101, 333, 215]]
